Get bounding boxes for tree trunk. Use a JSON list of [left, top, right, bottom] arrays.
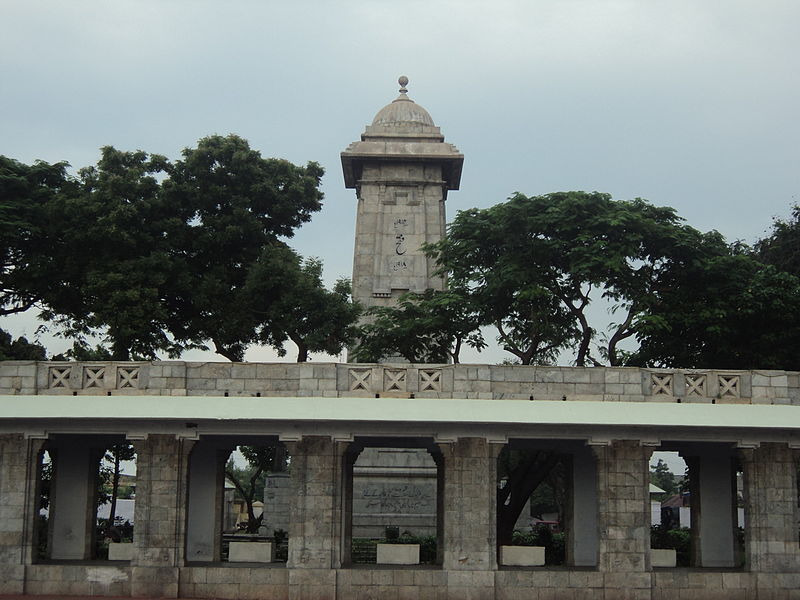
[[451, 337, 462, 364], [111, 338, 130, 361], [296, 343, 308, 363], [557, 289, 592, 367], [287, 332, 309, 362], [212, 338, 243, 362], [574, 308, 592, 367], [497, 452, 560, 545], [107, 452, 121, 536], [245, 495, 263, 534], [607, 305, 636, 366]]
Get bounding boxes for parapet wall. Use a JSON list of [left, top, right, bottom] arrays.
[[1, 360, 798, 404]]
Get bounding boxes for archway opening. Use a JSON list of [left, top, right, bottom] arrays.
[[653, 443, 743, 568], [185, 437, 290, 564], [35, 435, 134, 561], [96, 442, 137, 560], [649, 451, 690, 567], [345, 438, 441, 566], [496, 439, 598, 567]]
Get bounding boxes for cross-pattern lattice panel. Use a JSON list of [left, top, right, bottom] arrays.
[[349, 369, 372, 392], [685, 374, 707, 397], [117, 367, 140, 389], [50, 367, 71, 389], [419, 369, 442, 392], [384, 369, 407, 392], [718, 375, 740, 398], [84, 367, 105, 388], [651, 373, 673, 396]]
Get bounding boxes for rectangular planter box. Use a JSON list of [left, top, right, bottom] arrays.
[[107, 542, 134, 561], [228, 541, 276, 563], [376, 543, 420, 565], [499, 545, 545, 566], [651, 548, 677, 567]]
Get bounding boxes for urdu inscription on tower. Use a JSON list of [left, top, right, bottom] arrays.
[[341, 76, 463, 310]]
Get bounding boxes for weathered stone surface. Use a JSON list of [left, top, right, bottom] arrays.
[[286, 437, 339, 570], [6, 360, 799, 406], [440, 438, 499, 571], [741, 443, 800, 574], [499, 545, 545, 566], [228, 541, 276, 563], [130, 435, 190, 596], [376, 543, 420, 565], [595, 441, 650, 577]]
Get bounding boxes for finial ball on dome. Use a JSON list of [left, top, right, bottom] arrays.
[[398, 75, 409, 93]]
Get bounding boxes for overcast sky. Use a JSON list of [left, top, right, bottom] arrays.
[[2, 1, 798, 364]]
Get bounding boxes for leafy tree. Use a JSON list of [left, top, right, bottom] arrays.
[[427, 192, 708, 366], [38, 146, 181, 360], [98, 444, 136, 537], [50, 342, 113, 361], [4, 135, 325, 362], [0, 328, 47, 360], [632, 248, 800, 370], [650, 458, 678, 496], [260, 258, 361, 362], [163, 134, 324, 361], [0, 156, 74, 317], [755, 204, 800, 277], [352, 288, 484, 363], [225, 445, 288, 534]]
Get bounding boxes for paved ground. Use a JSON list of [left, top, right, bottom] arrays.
[[0, 597, 200, 600]]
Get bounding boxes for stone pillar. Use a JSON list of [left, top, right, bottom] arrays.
[[594, 440, 650, 597], [185, 441, 231, 562], [688, 447, 737, 568], [439, 438, 499, 571], [48, 439, 101, 560], [571, 444, 599, 566], [741, 443, 800, 573], [286, 436, 339, 600], [264, 472, 291, 534], [433, 447, 445, 566], [0, 435, 42, 593], [131, 434, 191, 598], [340, 443, 357, 567]]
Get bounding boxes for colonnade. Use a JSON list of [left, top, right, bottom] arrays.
[[0, 432, 798, 598]]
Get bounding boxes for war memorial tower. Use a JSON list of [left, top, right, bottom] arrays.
[[0, 78, 799, 600], [341, 76, 463, 311]]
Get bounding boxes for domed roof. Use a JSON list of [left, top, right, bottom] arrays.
[[371, 76, 436, 127]]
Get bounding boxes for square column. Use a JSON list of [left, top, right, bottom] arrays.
[[570, 444, 599, 566], [0, 435, 43, 593], [740, 443, 800, 573], [439, 437, 500, 571], [48, 439, 102, 560], [285, 436, 340, 600], [594, 440, 650, 596], [131, 434, 192, 598], [185, 441, 232, 562], [686, 446, 738, 568]]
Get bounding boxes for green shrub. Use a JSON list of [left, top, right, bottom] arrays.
[[651, 525, 691, 567], [511, 525, 565, 565]]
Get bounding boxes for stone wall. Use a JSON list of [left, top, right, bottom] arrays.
[[2, 360, 798, 405], [0, 434, 41, 594], [130, 434, 191, 597], [2, 360, 800, 599], [352, 447, 437, 538]]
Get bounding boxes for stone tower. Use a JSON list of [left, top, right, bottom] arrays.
[[341, 76, 463, 312]]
